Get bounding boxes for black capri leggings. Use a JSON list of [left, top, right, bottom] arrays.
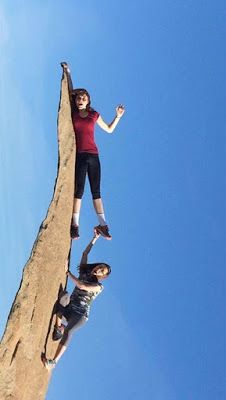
[[75, 152, 101, 199]]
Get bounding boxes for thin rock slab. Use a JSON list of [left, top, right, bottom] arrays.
[[0, 69, 75, 400]]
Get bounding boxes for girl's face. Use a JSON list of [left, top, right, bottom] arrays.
[[75, 93, 89, 110], [92, 264, 109, 279]]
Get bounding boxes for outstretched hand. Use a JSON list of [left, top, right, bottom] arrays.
[[116, 104, 125, 118], [93, 231, 101, 240], [61, 62, 70, 73]]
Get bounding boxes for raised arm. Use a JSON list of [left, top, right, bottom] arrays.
[[61, 62, 74, 94], [79, 232, 100, 265], [64, 263, 101, 293], [97, 104, 125, 133]]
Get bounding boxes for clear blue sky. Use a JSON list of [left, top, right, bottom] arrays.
[[1, 1, 226, 399]]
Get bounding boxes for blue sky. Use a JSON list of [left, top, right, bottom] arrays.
[[1, 1, 226, 399]]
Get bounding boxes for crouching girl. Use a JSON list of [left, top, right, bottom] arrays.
[[43, 232, 111, 370]]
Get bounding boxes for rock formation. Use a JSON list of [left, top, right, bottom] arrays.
[[0, 68, 75, 400]]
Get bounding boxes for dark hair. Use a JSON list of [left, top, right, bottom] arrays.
[[71, 88, 94, 112], [78, 263, 111, 281]]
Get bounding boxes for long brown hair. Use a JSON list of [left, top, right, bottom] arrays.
[[78, 263, 111, 281], [71, 88, 94, 112]]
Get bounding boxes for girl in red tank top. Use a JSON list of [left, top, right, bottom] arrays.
[[61, 63, 125, 240]]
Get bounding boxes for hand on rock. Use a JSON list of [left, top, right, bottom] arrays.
[[64, 260, 69, 274], [61, 62, 70, 73]]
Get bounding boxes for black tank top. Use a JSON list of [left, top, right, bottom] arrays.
[[70, 281, 103, 317]]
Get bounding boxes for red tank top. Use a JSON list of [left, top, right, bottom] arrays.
[[72, 110, 100, 154]]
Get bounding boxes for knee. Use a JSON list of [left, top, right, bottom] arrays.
[[56, 310, 63, 318], [92, 191, 101, 200], [60, 329, 69, 346], [75, 188, 84, 199]]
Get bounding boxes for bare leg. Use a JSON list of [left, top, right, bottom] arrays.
[[93, 198, 104, 214], [44, 316, 66, 370], [71, 198, 82, 239], [54, 314, 87, 363], [73, 198, 82, 214], [93, 198, 112, 239], [52, 314, 65, 340], [53, 343, 67, 363], [61, 62, 74, 93], [55, 314, 62, 328]]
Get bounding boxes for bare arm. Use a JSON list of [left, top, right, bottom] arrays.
[[61, 62, 74, 94], [66, 270, 102, 293], [96, 105, 125, 133], [79, 232, 100, 265]]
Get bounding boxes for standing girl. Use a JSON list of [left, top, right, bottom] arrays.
[[61, 63, 125, 240]]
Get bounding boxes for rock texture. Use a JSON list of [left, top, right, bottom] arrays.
[[0, 69, 75, 400]]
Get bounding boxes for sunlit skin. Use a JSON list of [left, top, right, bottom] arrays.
[[75, 94, 89, 112], [92, 265, 109, 279]]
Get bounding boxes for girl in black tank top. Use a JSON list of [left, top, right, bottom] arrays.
[[43, 232, 111, 371]]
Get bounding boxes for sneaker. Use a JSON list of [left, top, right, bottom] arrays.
[[70, 224, 79, 239], [44, 359, 56, 371], [94, 225, 112, 240]]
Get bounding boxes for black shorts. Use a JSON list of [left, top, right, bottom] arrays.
[[57, 304, 88, 346]]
